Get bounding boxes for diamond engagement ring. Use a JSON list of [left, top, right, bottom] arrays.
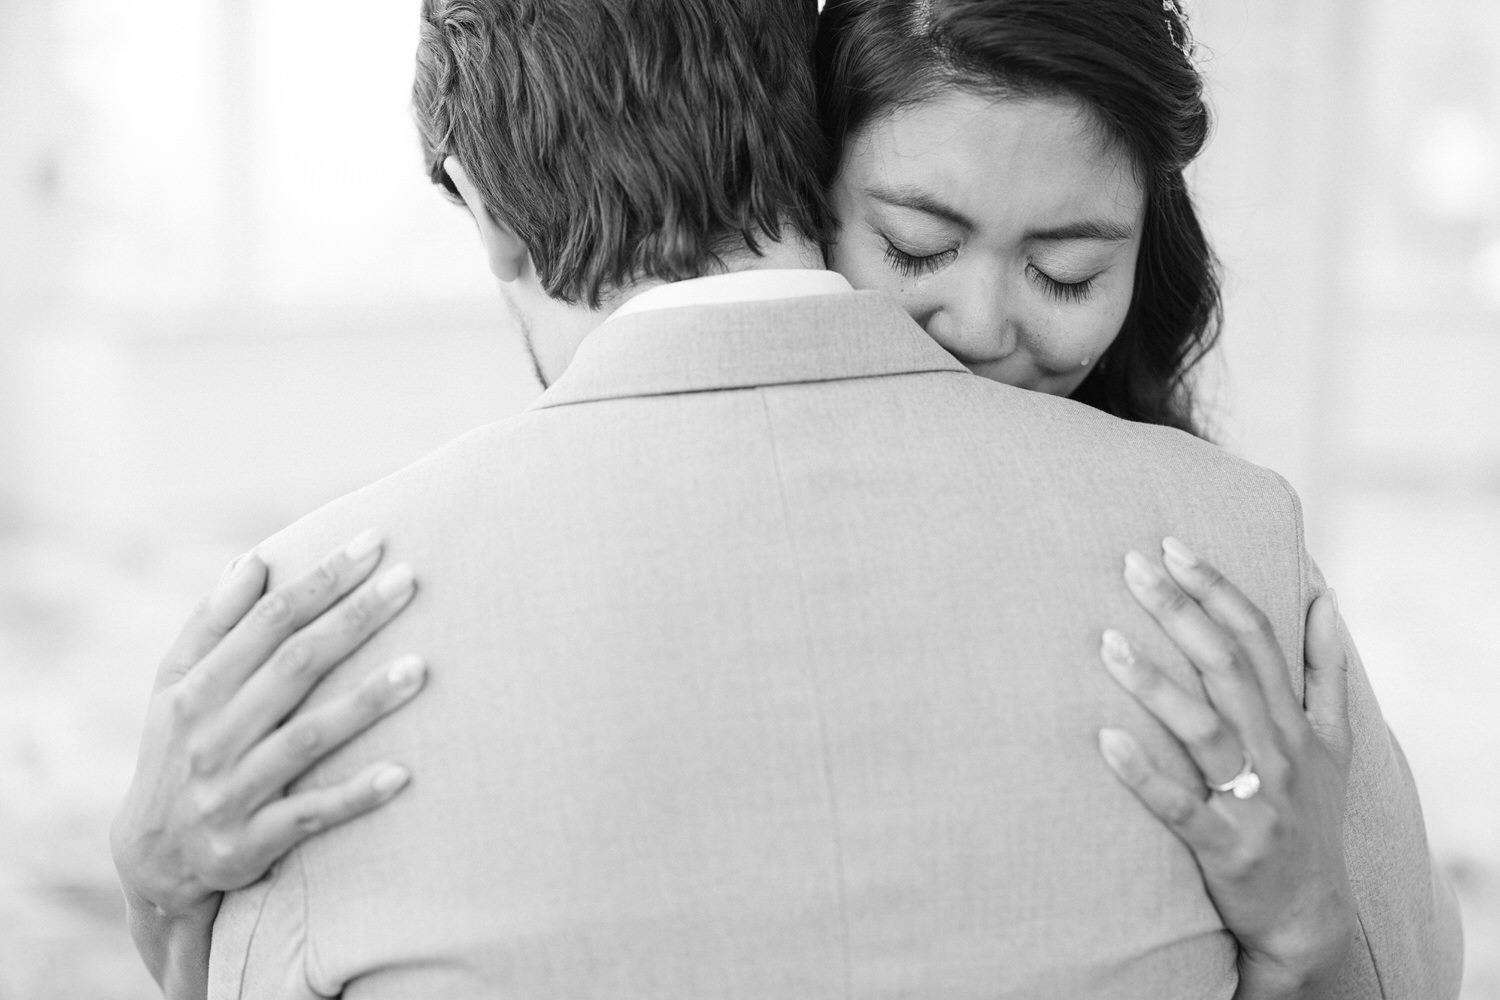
[[1208, 754, 1261, 800]]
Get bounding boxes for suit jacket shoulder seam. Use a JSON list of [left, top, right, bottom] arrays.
[[757, 389, 856, 1000]]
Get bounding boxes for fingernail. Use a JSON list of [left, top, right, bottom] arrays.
[[220, 552, 247, 582], [372, 765, 410, 798], [345, 529, 382, 563], [1100, 629, 1136, 669], [1098, 728, 1134, 770], [1123, 551, 1161, 588], [375, 564, 415, 600], [1161, 537, 1197, 570], [387, 655, 426, 694]]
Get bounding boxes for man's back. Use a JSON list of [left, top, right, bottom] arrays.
[[210, 293, 1443, 998]]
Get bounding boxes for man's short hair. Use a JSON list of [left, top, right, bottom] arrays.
[[414, 0, 830, 306]]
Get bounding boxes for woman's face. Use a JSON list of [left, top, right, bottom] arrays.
[[829, 89, 1146, 396]]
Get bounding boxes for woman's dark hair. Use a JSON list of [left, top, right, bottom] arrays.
[[817, 0, 1221, 436]]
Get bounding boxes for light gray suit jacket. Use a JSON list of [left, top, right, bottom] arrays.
[[210, 291, 1460, 999]]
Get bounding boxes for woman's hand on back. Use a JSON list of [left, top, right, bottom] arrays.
[[110, 532, 426, 994], [1096, 538, 1355, 1000]]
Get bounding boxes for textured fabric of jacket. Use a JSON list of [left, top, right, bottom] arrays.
[[209, 290, 1461, 999]]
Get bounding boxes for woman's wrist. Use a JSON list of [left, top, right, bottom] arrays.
[[112, 814, 216, 922], [1234, 920, 1354, 1000], [125, 888, 221, 999]]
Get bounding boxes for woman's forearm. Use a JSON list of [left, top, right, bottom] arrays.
[[126, 890, 219, 1000]]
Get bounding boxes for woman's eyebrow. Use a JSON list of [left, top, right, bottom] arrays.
[[1027, 220, 1135, 242], [866, 184, 973, 230]]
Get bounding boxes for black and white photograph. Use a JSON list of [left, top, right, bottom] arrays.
[[1, 1, 1496, 997]]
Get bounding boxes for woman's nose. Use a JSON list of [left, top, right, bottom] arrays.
[[926, 288, 1019, 367]]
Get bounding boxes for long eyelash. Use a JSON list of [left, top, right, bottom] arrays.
[[883, 240, 955, 278], [1043, 275, 1095, 302], [1029, 265, 1096, 303]]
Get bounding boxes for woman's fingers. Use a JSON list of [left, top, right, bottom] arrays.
[[1098, 728, 1234, 854], [213, 761, 412, 892], [1104, 543, 1359, 973], [1303, 592, 1353, 775], [1100, 629, 1248, 789], [151, 555, 269, 692], [205, 563, 418, 761], [113, 532, 424, 922], [233, 655, 427, 810], [1121, 549, 1279, 753], [183, 531, 388, 709], [1158, 538, 1304, 726]]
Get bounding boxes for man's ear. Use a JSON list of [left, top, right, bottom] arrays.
[[444, 157, 528, 282]]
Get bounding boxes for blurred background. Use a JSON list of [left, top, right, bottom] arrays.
[[0, 0, 1496, 996]]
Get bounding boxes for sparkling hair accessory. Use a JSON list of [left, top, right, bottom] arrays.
[[908, 0, 935, 35], [1161, 0, 1194, 58]]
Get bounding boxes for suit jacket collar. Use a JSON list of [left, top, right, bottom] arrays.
[[529, 291, 968, 410], [605, 269, 854, 323]]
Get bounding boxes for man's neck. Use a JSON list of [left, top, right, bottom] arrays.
[[610, 234, 826, 314], [526, 233, 827, 387], [721, 234, 827, 273]]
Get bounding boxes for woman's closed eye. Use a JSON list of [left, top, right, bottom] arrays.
[[883, 238, 958, 278], [1027, 261, 1097, 303]]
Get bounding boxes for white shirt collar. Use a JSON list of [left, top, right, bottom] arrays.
[[606, 269, 854, 323]]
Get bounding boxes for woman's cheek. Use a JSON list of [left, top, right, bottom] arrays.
[[834, 239, 895, 295], [1033, 302, 1117, 372], [1103, 273, 1137, 339], [1074, 283, 1134, 363]]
